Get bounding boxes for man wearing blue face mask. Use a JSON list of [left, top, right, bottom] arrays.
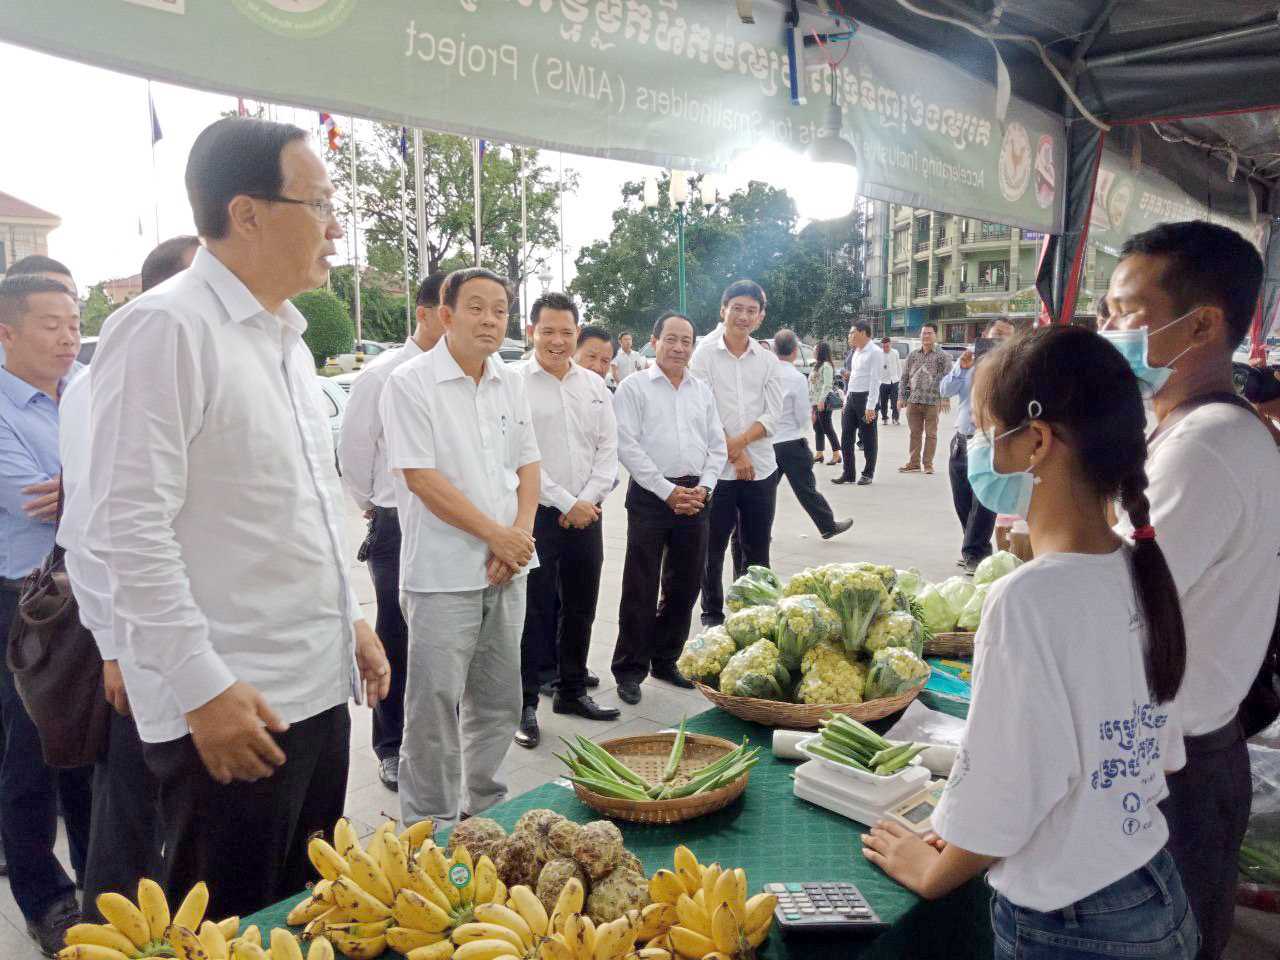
[[1100, 220, 1280, 960]]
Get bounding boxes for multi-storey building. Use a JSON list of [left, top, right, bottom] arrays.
[[0, 191, 61, 276], [861, 199, 1115, 343]]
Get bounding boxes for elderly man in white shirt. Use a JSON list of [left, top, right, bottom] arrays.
[[689, 279, 783, 628], [381, 268, 540, 831], [86, 118, 390, 919], [611, 311, 727, 706], [338, 270, 447, 793], [834, 320, 883, 486], [512, 293, 620, 750]]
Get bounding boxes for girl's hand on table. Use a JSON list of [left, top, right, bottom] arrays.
[[861, 821, 941, 897]]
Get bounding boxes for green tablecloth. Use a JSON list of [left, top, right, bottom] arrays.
[[247, 709, 991, 959]]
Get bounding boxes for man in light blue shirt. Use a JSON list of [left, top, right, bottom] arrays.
[[0, 273, 93, 954], [940, 318, 1014, 573]]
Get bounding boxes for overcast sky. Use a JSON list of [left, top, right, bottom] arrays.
[[1, 41, 658, 296]]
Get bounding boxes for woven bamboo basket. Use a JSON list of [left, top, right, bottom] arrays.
[[569, 732, 750, 825], [694, 677, 926, 729], [924, 632, 976, 658]]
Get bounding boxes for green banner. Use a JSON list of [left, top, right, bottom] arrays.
[[1, 0, 1065, 232]]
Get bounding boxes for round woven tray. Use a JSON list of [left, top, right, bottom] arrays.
[[569, 732, 750, 825], [924, 632, 975, 658], [694, 677, 926, 729]]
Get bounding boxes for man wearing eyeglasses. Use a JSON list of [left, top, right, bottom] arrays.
[[85, 118, 390, 918]]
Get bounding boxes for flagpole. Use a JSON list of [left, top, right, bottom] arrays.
[[472, 138, 482, 265], [147, 80, 160, 247], [400, 143, 412, 339], [558, 152, 567, 287], [348, 116, 363, 361], [413, 129, 426, 278], [519, 148, 529, 327]]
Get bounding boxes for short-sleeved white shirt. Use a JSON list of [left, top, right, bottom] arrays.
[[381, 339, 540, 593], [932, 549, 1185, 912]]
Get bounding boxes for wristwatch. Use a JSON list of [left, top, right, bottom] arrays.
[[699, 485, 712, 501]]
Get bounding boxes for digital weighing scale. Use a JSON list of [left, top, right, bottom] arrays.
[[793, 759, 947, 834]]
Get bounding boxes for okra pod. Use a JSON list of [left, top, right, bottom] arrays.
[[662, 717, 688, 783]]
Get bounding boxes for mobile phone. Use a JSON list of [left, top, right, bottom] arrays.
[[974, 338, 996, 360], [1242, 365, 1280, 404]]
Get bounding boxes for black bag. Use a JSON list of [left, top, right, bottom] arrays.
[[1151, 392, 1280, 739]]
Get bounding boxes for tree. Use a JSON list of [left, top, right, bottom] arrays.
[[80, 283, 117, 336], [294, 289, 354, 367], [329, 266, 412, 345]]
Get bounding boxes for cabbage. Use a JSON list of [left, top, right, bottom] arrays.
[[973, 550, 1023, 586], [916, 583, 958, 634], [956, 584, 990, 632], [893, 568, 925, 598], [937, 576, 978, 620], [726, 566, 783, 612]]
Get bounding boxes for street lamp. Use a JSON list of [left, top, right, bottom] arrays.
[[538, 264, 554, 294], [645, 170, 692, 314]]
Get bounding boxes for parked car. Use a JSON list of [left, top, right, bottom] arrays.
[[760, 337, 815, 373], [499, 337, 527, 363], [77, 336, 99, 364], [316, 375, 348, 473]]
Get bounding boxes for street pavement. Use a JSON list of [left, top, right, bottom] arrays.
[[2, 420, 1274, 956]]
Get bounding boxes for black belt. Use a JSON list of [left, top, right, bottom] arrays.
[[1184, 717, 1244, 755], [667, 475, 701, 488], [372, 505, 398, 519]]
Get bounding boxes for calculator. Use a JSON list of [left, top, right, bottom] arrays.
[[766, 882, 889, 935]]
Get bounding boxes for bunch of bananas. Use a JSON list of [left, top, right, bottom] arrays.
[[289, 817, 509, 959], [644, 847, 775, 960]]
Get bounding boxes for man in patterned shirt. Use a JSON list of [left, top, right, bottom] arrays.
[[898, 323, 951, 474]]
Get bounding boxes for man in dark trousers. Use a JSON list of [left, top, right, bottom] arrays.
[[833, 321, 882, 486], [770, 330, 851, 540], [611, 312, 727, 705]]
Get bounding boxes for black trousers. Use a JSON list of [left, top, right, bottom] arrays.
[[878, 382, 900, 423], [839, 394, 879, 480], [773, 439, 838, 536], [520, 504, 604, 707], [1160, 726, 1251, 960], [700, 476, 778, 624], [365, 507, 408, 761], [83, 709, 161, 910], [143, 703, 351, 920], [0, 587, 93, 922], [612, 479, 710, 685], [947, 434, 996, 563], [813, 407, 840, 454]]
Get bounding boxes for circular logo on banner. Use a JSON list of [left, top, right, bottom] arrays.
[[1034, 134, 1056, 210], [998, 121, 1032, 203], [448, 863, 472, 890], [232, 0, 356, 38]]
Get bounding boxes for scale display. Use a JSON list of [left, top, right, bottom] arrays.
[[793, 760, 946, 836]]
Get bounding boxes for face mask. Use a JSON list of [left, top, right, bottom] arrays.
[[1098, 308, 1200, 394], [966, 407, 1040, 516]]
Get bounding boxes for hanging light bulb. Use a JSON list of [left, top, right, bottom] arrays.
[[793, 68, 860, 221]]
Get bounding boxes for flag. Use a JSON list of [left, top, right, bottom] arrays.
[[478, 139, 487, 164], [318, 112, 343, 152], [237, 97, 248, 118], [148, 87, 163, 145], [399, 127, 409, 162]]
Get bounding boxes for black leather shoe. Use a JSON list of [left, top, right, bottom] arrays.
[[822, 519, 853, 540], [0, 835, 7, 877], [700, 614, 724, 628], [652, 667, 695, 690], [378, 756, 399, 791], [856, 476, 873, 486], [514, 706, 539, 749], [586, 671, 600, 689], [553, 694, 621, 721], [832, 476, 855, 485], [28, 895, 81, 958], [541, 671, 602, 697], [618, 682, 642, 705]]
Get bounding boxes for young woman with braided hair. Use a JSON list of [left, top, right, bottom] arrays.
[[862, 325, 1198, 960]]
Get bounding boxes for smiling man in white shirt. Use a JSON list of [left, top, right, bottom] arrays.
[[513, 293, 620, 749], [86, 118, 390, 919], [381, 268, 540, 832], [690, 279, 783, 627], [338, 270, 447, 793]]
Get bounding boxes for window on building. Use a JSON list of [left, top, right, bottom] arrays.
[[0, 239, 6, 272], [978, 259, 1008, 287], [12, 228, 37, 262]]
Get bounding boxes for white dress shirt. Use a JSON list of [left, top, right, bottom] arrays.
[[613, 348, 645, 382], [690, 332, 783, 481], [339, 338, 424, 510], [773, 361, 811, 444], [845, 341, 884, 414], [882, 348, 902, 384], [517, 357, 618, 512], [86, 248, 361, 744], [381, 340, 541, 593], [612, 364, 727, 502]]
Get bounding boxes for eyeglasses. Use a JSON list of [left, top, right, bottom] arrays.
[[249, 195, 337, 221], [727, 305, 761, 318]]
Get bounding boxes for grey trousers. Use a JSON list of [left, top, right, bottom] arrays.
[[399, 582, 526, 833]]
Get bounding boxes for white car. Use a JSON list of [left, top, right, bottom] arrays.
[[316, 376, 348, 473]]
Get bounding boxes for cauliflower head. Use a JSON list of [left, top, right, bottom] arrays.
[[724, 605, 780, 650], [821, 567, 891, 654], [864, 610, 924, 657], [774, 594, 835, 671], [864, 646, 931, 700], [852, 562, 898, 592], [676, 626, 737, 685], [718, 638, 789, 700], [796, 641, 868, 705], [783, 567, 827, 599]]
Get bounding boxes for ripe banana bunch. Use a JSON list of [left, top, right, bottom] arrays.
[[644, 847, 775, 959], [296, 817, 507, 959], [59, 879, 222, 960]]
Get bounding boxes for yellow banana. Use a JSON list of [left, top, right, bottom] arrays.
[[674, 895, 710, 938], [507, 886, 548, 938], [646, 933, 673, 953], [63, 924, 137, 955], [472, 856, 497, 906], [270, 928, 306, 960], [667, 926, 716, 960], [347, 847, 396, 905], [304, 911, 336, 942], [745, 919, 771, 949], [710, 871, 736, 918], [422, 846, 462, 908], [199, 920, 229, 960], [228, 940, 267, 960], [672, 847, 701, 896], [331, 876, 393, 922], [376, 829, 414, 895], [452, 939, 519, 960], [393, 889, 453, 933], [579, 917, 597, 959], [217, 917, 241, 940], [408, 867, 454, 914], [590, 918, 626, 960], [491, 880, 507, 907], [333, 818, 361, 859], [239, 924, 262, 946], [472, 904, 532, 949], [94, 892, 151, 949], [387, 926, 447, 953], [647, 871, 684, 906], [309, 838, 351, 883], [537, 938, 573, 960], [307, 937, 335, 960], [743, 893, 776, 932], [288, 895, 330, 926], [710, 904, 740, 956], [703, 954, 733, 960], [168, 925, 205, 960], [450, 845, 476, 903], [376, 818, 398, 837], [633, 951, 673, 960], [699, 865, 721, 905], [731, 869, 748, 919], [326, 919, 393, 939], [173, 881, 210, 935], [405, 943, 456, 960], [451, 922, 523, 952], [633, 902, 677, 943], [322, 930, 386, 960], [56, 948, 131, 960], [137, 878, 171, 943], [400, 818, 435, 852], [551, 877, 584, 922]]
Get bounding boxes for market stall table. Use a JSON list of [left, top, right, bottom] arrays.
[[247, 709, 992, 959]]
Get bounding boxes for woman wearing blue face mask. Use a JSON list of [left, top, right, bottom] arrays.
[[861, 325, 1198, 960]]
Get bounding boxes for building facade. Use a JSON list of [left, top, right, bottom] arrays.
[[861, 199, 1116, 343], [0, 191, 61, 275]]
